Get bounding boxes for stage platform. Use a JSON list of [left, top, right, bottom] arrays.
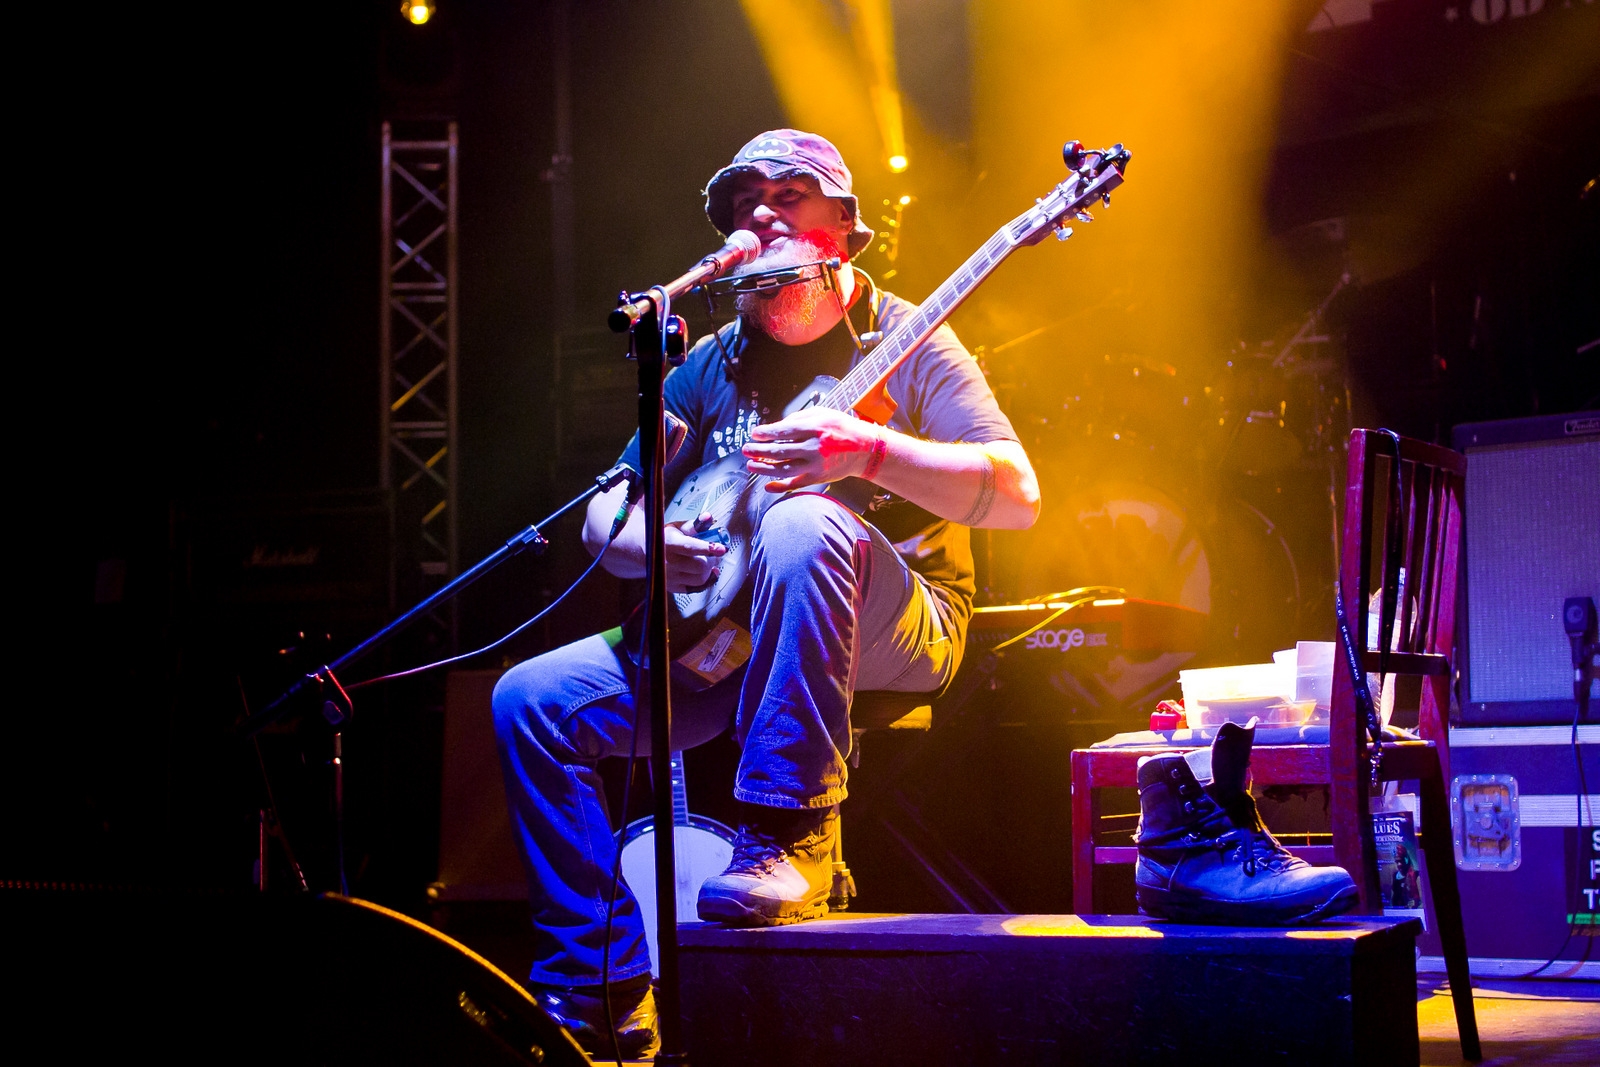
[[678, 911, 1422, 1066]]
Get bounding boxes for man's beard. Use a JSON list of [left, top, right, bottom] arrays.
[[733, 231, 845, 343]]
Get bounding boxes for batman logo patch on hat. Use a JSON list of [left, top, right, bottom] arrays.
[[742, 137, 795, 160]]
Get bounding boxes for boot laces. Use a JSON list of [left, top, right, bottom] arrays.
[[1217, 825, 1297, 877], [727, 827, 787, 875]]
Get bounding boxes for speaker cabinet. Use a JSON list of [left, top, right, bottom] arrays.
[[6, 888, 586, 1064], [435, 669, 526, 902], [1453, 412, 1599, 726]]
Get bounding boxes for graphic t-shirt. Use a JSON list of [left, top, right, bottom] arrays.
[[620, 275, 1017, 656]]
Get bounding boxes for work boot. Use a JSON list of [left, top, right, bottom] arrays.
[[1134, 720, 1359, 924], [528, 974, 660, 1060], [697, 803, 836, 927]]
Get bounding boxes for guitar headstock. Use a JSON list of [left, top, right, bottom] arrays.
[[1009, 141, 1131, 248]]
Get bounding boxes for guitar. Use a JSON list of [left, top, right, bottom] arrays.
[[662, 141, 1131, 691], [616, 750, 734, 976]]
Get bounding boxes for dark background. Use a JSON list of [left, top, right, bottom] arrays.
[[10, 1, 1596, 917]]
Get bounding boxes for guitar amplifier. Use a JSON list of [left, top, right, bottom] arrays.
[[173, 490, 396, 708], [1452, 412, 1600, 726], [176, 489, 395, 643]]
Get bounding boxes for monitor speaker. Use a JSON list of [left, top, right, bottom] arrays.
[[6, 887, 587, 1064]]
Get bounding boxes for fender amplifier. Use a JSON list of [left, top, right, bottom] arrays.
[[1452, 412, 1599, 726]]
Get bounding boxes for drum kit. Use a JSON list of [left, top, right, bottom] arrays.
[[977, 289, 1351, 672]]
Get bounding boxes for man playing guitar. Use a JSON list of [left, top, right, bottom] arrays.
[[492, 129, 1040, 1057]]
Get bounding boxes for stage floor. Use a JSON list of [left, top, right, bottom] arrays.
[[1416, 977, 1600, 1067], [430, 905, 1599, 1067]]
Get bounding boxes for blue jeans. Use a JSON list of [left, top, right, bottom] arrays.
[[492, 493, 957, 986]]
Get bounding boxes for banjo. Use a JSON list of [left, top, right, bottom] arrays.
[[616, 750, 734, 976], [660, 141, 1131, 692]]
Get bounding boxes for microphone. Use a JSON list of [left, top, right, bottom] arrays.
[[699, 230, 762, 280], [610, 231, 761, 332], [1565, 596, 1598, 716]]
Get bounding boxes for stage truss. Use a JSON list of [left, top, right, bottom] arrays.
[[380, 120, 458, 646]]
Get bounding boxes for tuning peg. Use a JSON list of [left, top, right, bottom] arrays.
[[1055, 225, 1074, 242], [1101, 193, 1112, 207], [1062, 140, 1085, 169], [1074, 210, 1095, 223]]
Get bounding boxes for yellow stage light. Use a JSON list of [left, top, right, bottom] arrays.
[[738, 0, 911, 193], [402, 1, 435, 26], [970, 0, 1301, 369]]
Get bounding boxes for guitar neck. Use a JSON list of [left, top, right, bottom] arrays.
[[821, 153, 1125, 416], [669, 750, 689, 828], [825, 228, 1017, 414]]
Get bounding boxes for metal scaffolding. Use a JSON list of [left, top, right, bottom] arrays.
[[380, 120, 458, 646]]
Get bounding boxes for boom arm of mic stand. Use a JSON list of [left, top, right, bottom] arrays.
[[239, 466, 633, 738], [610, 259, 722, 332]]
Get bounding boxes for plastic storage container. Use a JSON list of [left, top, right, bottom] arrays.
[[1179, 662, 1315, 728], [1272, 641, 1336, 722]]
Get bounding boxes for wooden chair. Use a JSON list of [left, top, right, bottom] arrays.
[[1069, 428, 1480, 1061]]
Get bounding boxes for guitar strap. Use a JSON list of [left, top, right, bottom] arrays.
[[712, 316, 747, 381], [824, 263, 881, 362]]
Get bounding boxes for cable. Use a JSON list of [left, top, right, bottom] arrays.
[[1503, 644, 1595, 981], [346, 541, 614, 691], [1018, 585, 1125, 606], [599, 599, 647, 1067], [240, 678, 309, 893]]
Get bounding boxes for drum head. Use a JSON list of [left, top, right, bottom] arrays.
[[1008, 479, 1210, 615]]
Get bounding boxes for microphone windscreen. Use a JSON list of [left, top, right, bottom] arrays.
[[727, 229, 761, 266]]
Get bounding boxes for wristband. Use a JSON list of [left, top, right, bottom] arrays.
[[863, 430, 888, 481]]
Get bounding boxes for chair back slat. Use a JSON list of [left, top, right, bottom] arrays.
[[1402, 458, 1425, 655], [1375, 449, 1404, 668], [1425, 467, 1466, 776], [1415, 465, 1441, 653]]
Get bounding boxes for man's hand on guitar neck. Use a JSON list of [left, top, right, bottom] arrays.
[[583, 480, 728, 589], [743, 408, 1041, 530]]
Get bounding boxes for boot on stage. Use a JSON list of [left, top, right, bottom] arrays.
[[698, 803, 837, 927], [1133, 720, 1359, 925]]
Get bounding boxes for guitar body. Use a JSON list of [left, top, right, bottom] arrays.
[[617, 815, 735, 977], [663, 448, 766, 632], [661, 374, 876, 689]]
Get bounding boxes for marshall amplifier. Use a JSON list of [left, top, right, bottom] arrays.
[[1452, 412, 1599, 726], [173, 490, 396, 707]]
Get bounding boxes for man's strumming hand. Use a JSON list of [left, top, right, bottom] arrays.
[[743, 408, 885, 493]]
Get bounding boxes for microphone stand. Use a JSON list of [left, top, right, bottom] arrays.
[[613, 285, 692, 1066], [239, 466, 633, 890]]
